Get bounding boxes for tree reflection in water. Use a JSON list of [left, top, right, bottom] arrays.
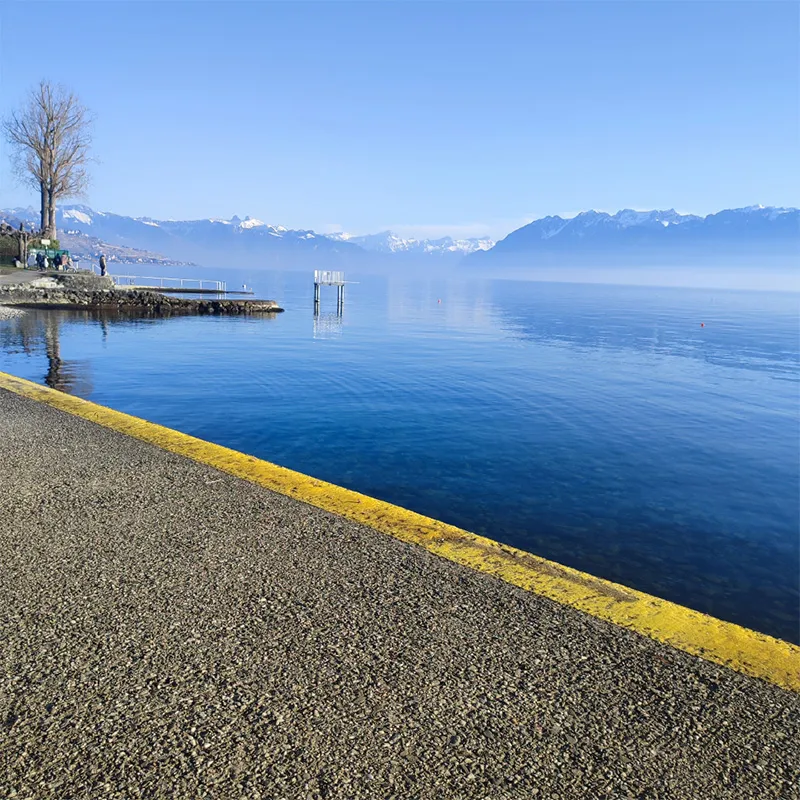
[[1, 309, 95, 396]]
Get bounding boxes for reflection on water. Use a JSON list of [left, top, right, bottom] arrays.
[[0, 271, 798, 643], [487, 280, 799, 378], [313, 310, 343, 340], [0, 309, 95, 395]]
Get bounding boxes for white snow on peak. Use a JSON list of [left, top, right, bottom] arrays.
[[387, 234, 416, 252], [328, 230, 494, 255], [239, 217, 266, 229], [140, 220, 160, 227], [208, 218, 232, 225], [442, 237, 494, 253], [732, 205, 795, 219], [611, 209, 686, 227], [614, 209, 653, 227], [63, 209, 92, 225]]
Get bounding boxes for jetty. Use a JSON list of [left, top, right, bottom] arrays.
[[108, 273, 254, 295], [0, 271, 282, 314], [0, 372, 797, 798]]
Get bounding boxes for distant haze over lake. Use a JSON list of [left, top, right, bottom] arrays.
[[2, 203, 797, 289]]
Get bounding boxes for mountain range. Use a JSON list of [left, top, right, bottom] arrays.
[[466, 206, 799, 268], [0, 205, 492, 268], [0, 204, 796, 270], [326, 230, 493, 257]]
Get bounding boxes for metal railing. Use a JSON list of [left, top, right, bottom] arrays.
[[314, 270, 345, 286], [105, 274, 227, 292]]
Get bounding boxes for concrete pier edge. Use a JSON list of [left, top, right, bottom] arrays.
[[1, 369, 797, 693]]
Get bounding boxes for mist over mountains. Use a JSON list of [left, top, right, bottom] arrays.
[[1, 203, 796, 273], [326, 230, 494, 257], [0, 205, 493, 269], [466, 206, 799, 268], [2, 206, 366, 269]]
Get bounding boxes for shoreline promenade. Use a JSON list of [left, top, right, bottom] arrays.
[[1, 377, 798, 798]]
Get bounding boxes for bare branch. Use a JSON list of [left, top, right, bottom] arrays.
[[2, 80, 93, 236]]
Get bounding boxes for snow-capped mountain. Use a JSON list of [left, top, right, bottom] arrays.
[[465, 206, 799, 268], [492, 208, 704, 247], [3, 206, 367, 269], [326, 230, 493, 257], [3, 203, 795, 271], [0, 208, 186, 266], [2, 204, 495, 267]]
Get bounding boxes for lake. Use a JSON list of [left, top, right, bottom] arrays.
[[1, 268, 798, 643]]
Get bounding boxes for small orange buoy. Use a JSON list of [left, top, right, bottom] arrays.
[[438, 299, 441, 303], [700, 322, 705, 327]]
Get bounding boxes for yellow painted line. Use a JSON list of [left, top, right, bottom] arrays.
[[1, 369, 798, 692]]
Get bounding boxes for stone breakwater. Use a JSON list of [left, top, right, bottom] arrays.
[[0, 274, 283, 314]]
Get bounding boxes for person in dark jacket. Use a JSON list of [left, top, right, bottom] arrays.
[[35, 252, 44, 270], [99, 254, 107, 277]]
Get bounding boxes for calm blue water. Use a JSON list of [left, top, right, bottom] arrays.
[[1, 269, 798, 642]]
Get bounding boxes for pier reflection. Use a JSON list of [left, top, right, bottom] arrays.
[[313, 308, 343, 340]]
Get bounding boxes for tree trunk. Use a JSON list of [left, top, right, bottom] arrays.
[[40, 182, 48, 236], [47, 188, 56, 239]]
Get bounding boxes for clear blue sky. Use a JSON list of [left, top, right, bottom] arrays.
[[1, 1, 797, 239]]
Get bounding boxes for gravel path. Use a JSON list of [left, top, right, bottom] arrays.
[[0, 388, 798, 799]]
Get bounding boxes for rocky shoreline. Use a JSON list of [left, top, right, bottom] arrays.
[[0, 272, 284, 314]]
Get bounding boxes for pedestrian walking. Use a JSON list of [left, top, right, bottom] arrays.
[[99, 254, 107, 277]]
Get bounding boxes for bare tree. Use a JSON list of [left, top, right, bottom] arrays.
[[2, 81, 93, 239]]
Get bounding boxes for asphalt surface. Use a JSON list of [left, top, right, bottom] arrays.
[[0, 269, 42, 285], [0, 388, 798, 799]]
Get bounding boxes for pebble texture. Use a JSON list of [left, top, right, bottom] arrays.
[[0, 389, 798, 800]]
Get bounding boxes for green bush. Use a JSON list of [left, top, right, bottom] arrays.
[[31, 237, 60, 250], [0, 237, 18, 256]]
